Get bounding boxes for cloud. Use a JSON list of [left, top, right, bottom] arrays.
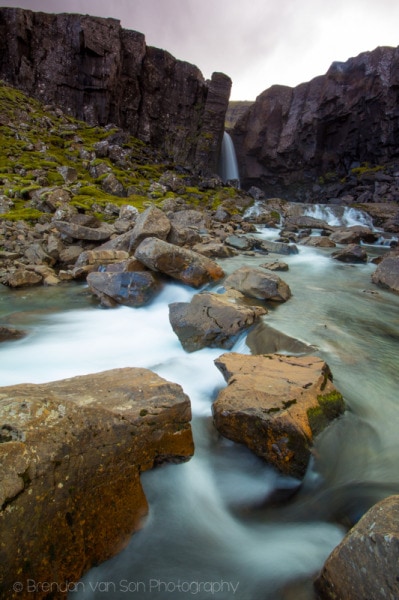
[[4, 0, 399, 99]]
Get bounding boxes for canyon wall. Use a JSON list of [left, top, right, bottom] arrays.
[[232, 46, 399, 201], [0, 7, 231, 174]]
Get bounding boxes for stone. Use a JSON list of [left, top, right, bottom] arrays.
[[252, 239, 299, 255], [0, 326, 26, 342], [101, 173, 126, 197], [86, 270, 160, 307], [167, 224, 202, 248], [3, 269, 43, 288], [246, 322, 315, 355], [57, 165, 78, 184], [128, 206, 171, 252], [53, 221, 113, 242], [212, 353, 345, 478], [73, 249, 130, 278], [169, 209, 211, 231], [315, 495, 399, 600], [0, 368, 193, 596], [169, 291, 267, 352], [224, 235, 253, 251], [371, 251, 399, 293], [192, 242, 238, 258], [330, 227, 378, 245], [301, 236, 336, 248], [260, 261, 289, 271], [135, 237, 225, 288], [224, 266, 291, 302], [331, 244, 368, 263], [24, 242, 55, 266]]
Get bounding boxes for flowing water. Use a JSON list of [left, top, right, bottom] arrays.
[[219, 132, 240, 185], [1, 211, 399, 599]]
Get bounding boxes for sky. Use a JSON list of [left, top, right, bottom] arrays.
[[3, 0, 399, 100]]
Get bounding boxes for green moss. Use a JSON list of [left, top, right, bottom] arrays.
[[0, 207, 44, 222], [307, 390, 345, 437]]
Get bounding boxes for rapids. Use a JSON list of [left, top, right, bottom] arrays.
[[1, 212, 399, 599]]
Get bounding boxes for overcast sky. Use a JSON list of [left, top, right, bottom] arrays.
[[3, 0, 399, 100]]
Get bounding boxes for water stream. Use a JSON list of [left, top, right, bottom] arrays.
[[1, 211, 399, 599]]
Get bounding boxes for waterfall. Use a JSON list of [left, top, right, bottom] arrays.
[[303, 204, 375, 229], [219, 131, 240, 185]]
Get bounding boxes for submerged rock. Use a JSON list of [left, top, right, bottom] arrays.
[[169, 291, 267, 352], [135, 237, 225, 287], [315, 495, 399, 600], [212, 353, 345, 478], [0, 368, 193, 597]]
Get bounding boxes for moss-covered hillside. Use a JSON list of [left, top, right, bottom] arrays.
[[0, 81, 247, 224]]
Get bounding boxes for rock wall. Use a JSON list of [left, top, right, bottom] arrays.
[[232, 46, 399, 201], [0, 7, 231, 174]]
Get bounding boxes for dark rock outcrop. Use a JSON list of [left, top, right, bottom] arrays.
[[0, 368, 193, 599], [0, 7, 231, 173], [315, 495, 399, 600], [168, 291, 267, 352], [212, 353, 345, 478], [232, 46, 399, 202]]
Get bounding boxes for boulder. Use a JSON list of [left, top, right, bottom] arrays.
[[128, 206, 171, 252], [167, 224, 202, 248], [0, 326, 26, 342], [135, 237, 225, 287], [73, 250, 130, 278], [331, 244, 368, 263], [169, 291, 267, 352], [192, 242, 238, 258], [53, 220, 113, 242], [251, 238, 299, 255], [260, 260, 289, 271], [330, 227, 378, 245], [301, 236, 336, 248], [315, 495, 399, 600], [169, 209, 211, 231], [86, 271, 160, 307], [0, 368, 193, 598], [371, 252, 399, 294], [224, 266, 291, 302], [212, 353, 345, 478], [3, 269, 43, 288], [224, 235, 253, 251]]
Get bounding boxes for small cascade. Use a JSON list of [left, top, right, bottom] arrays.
[[219, 131, 240, 185], [303, 204, 375, 229]]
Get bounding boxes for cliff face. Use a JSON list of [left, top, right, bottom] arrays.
[[0, 7, 231, 174], [232, 46, 399, 200]]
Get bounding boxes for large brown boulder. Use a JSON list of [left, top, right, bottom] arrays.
[[169, 291, 267, 352], [371, 251, 399, 294], [331, 244, 368, 263], [315, 495, 399, 600], [0, 368, 193, 599], [128, 206, 171, 252], [224, 266, 291, 302], [330, 226, 378, 245], [134, 237, 225, 287], [212, 353, 345, 478]]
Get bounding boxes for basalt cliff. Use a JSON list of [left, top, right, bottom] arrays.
[[0, 7, 231, 175], [231, 45, 399, 203]]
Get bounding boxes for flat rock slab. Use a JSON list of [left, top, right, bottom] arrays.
[[315, 495, 399, 600], [0, 368, 193, 597], [212, 353, 345, 478]]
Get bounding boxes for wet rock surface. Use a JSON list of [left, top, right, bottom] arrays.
[[0, 368, 193, 598]]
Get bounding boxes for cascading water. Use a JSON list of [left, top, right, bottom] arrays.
[[2, 223, 399, 599], [303, 204, 375, 229], [219, 131, 240, 185]]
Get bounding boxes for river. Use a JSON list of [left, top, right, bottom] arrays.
[[1, 208, 399, 599]]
